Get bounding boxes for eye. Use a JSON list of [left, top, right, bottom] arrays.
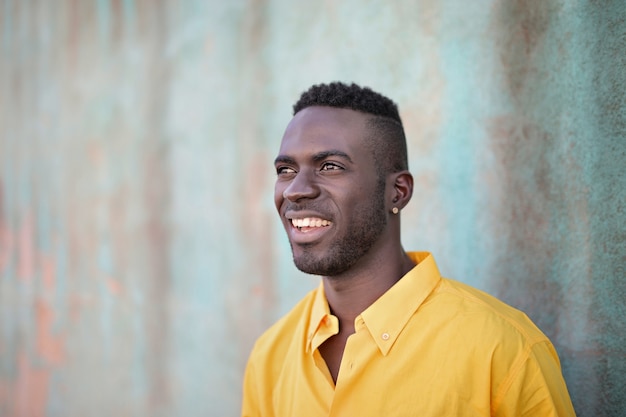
[[276, 166, 296, 175], [320, 162, 343, 171]]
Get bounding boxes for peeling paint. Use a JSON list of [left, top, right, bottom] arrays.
[[1, 1, 624, 416]]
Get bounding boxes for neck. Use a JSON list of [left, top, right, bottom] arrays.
[[322, 247, 415, 327]]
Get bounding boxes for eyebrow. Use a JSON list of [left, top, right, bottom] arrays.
[[274, 150, 353, 165]]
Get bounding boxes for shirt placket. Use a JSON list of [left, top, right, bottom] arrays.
[[328, 316, 373, 416]]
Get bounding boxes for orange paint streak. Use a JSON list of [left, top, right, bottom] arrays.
[[0, 218, 12, 273], [36, 300, 65, 366], [17, 212, 34, 280], [16, 353, 49, 417], [106, 276, 123, 296], [40, 254, 56, 291], [0, 380, 14, 416]]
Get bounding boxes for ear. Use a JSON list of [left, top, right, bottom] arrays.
[[388, 170, 413, 211]]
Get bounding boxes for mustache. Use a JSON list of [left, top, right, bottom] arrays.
[[284, 202, 333, 218]]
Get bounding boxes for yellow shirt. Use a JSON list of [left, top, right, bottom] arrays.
[[242, 252, 576, 416]]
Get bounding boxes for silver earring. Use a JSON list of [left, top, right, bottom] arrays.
[[392, 207, 399, 214]]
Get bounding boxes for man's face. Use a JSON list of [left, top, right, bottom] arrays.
[[274, 106, 388, 276]]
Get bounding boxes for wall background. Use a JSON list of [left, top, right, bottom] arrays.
[[0, 1, 624, 416]]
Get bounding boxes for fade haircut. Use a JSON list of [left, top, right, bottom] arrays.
[[292, 82, 409, 176]]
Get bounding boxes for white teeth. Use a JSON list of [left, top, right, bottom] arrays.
[[291, 217, 331, 228]]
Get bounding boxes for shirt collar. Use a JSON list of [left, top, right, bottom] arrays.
[[305, 252, 442, 356], [360, 252, 442, 356], [306, 283, 338, 354]]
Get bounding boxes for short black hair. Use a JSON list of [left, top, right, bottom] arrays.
[[292, 82, 408, 175]]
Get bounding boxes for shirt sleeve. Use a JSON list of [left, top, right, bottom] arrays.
[[494, 341, 577, 416], [241, 354, 260, 417]]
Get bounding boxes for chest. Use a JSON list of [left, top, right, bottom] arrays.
[[279, 331, 493, 416], [317, 331, 351, 384]]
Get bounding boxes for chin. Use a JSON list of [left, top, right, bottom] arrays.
[[292, 252, 322, 275], [292, 251, 352, 277]]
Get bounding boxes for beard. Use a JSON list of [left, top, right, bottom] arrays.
[[290, 177, 387, 277]]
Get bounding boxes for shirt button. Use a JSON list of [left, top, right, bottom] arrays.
[[381, 332, 390, 340]]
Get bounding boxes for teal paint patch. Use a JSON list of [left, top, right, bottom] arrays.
[[96, 0, 112, 46]]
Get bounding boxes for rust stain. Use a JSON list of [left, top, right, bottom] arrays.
[[109, 184, 131, 288], [106, 276, 123, 296], [234, 0, 276, 357], [66, 0, 81, 68], [491, 0, 559, 98], [0, 180, 10, 273], [137, 3, 174, 409], [485, 114, 559, 321], [40, 254, 56, 291], [485, 110, 595, 350], [88, 141, 105, 166], [36, 300, 65, 366], [237, 147, 277, 356], [0, 217, 13, 274], [15, 353, 49, 417], [17, 211, 34, 281], [0, 381, 10, 416], [416, 0, 442, 37], [110, 0, 124, 44], [401, 87, 443, 155]]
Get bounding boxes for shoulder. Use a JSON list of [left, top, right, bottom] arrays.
[[429, 279, 573, 413], [432, 277, 550, 345], [242, 290, 319, 416], [247, 288, 317, 364]]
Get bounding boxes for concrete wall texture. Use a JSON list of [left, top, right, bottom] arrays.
[[0, 1, 624, 416]]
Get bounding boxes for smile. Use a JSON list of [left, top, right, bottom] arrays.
[[291, 217, 332, 231]]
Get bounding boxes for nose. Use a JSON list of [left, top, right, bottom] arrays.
[[282, 170, 320, 202]]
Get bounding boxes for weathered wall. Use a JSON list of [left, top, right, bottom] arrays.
[[0, 1, 624, 416]]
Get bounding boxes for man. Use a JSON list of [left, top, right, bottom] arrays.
[[242, 82, 576, 416]]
